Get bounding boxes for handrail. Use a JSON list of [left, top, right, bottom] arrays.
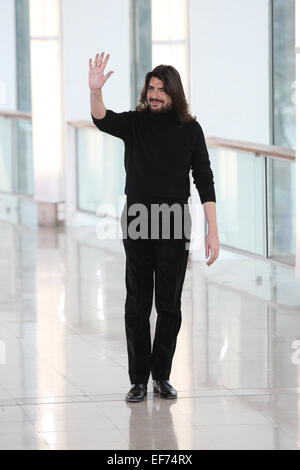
[[67, 121, 296, 161], [206, 136, 295, 161], [67, 120, 95, 129], [1, 111, 295, 162], [0, 110, 32, 120]]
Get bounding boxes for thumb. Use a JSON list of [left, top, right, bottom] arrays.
[[104, 71, 114, 83]]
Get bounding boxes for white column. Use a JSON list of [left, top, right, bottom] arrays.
[[29, 0, 65, 226], [296, 0, 300, 277]]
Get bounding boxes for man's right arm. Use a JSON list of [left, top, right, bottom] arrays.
[[89, 51, 113, 119], [90, 88, 106, 119], [89, 52, 132, 141]]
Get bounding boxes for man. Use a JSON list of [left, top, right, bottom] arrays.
[[89, 52, 219, 402]]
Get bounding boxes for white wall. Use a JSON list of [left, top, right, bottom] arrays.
[[62, 0, 131, 121], [189, 0, 270, 144], [0, 0, 16, 109]]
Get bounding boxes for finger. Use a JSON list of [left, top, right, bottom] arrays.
[[206, 250, 215, 262], [94, 53, 99, 66], [208, 251, 218, 264], [89, 58, 92, 70], [207, 255, 216, 265], [101, 53, 110, 69], [97, 52, 104, 67]]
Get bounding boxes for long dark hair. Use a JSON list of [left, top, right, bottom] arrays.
[[135, 64, 196, 126]]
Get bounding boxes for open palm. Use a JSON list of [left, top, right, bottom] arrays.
[[89, 52, 114, 90]]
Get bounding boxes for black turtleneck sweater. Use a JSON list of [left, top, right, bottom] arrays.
[[91, 107, 216, 204]]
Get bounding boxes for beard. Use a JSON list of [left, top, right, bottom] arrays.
[[148, 101, 172, 114]]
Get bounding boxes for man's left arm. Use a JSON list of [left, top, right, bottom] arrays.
[[203, 201, 219, 266], [190, 121, 219, 266]]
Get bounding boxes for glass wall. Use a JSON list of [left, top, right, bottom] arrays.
[[130, 0, 152, 107], [271, 0, 295, 149], [0, 116, 33, 197], [0, 0, 34, 214], [208, 147, 265, 256], [267, 158, 296, 265], [14, 117, 34, 196], [0, 2, 33, 200], [208, 144, 296, 267], [269, 0, 296, 266], [15, 0, 32, 113], [0, 117, 13, 193], [77, 128, 125, 214]]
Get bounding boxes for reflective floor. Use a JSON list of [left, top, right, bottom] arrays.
[[0, 222, 300, 450]]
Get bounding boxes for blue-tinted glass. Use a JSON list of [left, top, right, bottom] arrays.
[[13, 118, 34, 196], [272, 0, 295, 149], [15, 0, 32, 112]]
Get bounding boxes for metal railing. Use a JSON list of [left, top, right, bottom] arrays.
[[206, 137, 296, 268]]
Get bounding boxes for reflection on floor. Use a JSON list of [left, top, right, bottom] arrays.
[[0, 223, 299, 450]]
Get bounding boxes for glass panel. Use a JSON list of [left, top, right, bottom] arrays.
[[267, 158, 296, 265], [77, 129, 125, 215], [0, 194, 19, 224], [14, 118, 34, 196], [208, 147, 264, 255], [130, 0, 152, 107], [272, 0, 295, 149], [15, 0, 32, 112], [19, 198, 38, 227], [0, 117, 12, 192]]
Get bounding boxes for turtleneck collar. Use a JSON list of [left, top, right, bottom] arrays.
[[145, 106, 178, 123]]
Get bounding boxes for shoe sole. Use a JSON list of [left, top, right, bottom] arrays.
[[153, 388, 177, 399]]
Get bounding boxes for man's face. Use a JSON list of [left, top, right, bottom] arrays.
[[146, 77, 173, 113]]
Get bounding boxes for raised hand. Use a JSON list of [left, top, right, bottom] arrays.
[[89, 52, 114, 90]]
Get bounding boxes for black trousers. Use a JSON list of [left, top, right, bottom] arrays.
[[121, 198, 192, 384]]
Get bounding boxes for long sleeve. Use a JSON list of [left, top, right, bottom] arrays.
[[190, 121, 216, 204], [91, 109, 132, 142]]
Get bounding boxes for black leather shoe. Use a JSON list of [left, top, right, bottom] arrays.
[[125, 384, 147, 402], [153, 380, 177, 399]]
